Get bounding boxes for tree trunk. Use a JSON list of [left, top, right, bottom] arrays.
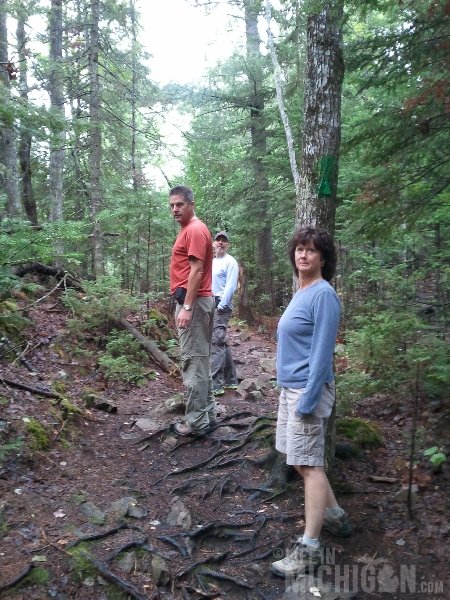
[[265, 0, 300, 197], [48, 0, 65, 265], [297, 1, 345, 470], [296, 1, 344, 233], [16, 9, 38, 226], [89, 0, 104, 275], [0, 0, 21, 217], [244, 0, 275, 314], [237, 263, 255, 325]]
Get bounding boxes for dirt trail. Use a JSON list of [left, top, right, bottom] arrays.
[[0, 300, 448, 599]]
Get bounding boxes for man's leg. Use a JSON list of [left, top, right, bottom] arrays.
[[224, 344, 238, 387], [177, 297, 215, 430], [210, 309, 231, 392]]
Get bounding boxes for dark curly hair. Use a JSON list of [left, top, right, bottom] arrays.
[[288, 226, 337, 282]]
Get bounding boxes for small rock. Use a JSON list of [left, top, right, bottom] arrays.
[[117, 550, 136, 573], [135, 418, 160, 432], [108, 497, 136, 517], [247, 391, 263, 401], [259, 357, 276, 375], [128, 505, 147, 519], [166, 496, 192, 530], [80, 501, 106, 525], [239, 331, 251, 342], [164, 393, 185, 413], [151, 555, 171, 586]]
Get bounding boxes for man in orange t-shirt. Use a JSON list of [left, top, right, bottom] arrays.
[[169, 185, 216, 436]]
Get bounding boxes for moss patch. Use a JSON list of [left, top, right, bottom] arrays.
[[336, 416, 384, 448], [25, 418, 50, 450]]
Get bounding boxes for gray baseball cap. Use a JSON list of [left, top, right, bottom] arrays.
[[214, 231, 230, 241]]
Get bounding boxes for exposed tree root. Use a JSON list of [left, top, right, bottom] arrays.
[[177, 551, 229, 577], [157, 535, 189, 557], [108, 538, 173, 561], [78, 551, 148, 600], [0, 563, 35, 592], [197, 568, 254, 589], [67, 523, 143, 548]]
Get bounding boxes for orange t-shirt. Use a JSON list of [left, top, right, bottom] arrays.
[[170, 217, 213, 297]]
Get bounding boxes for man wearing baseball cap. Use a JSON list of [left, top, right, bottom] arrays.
[[211, 231, 239, 395]]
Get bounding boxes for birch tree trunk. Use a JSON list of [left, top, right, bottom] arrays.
[[89, 0, 104, 275], [265, 0, 300, 197], [296, 1, 344, 233], [0, 0, 21, 217], [244, 0, 275, 313], [16, 8, 38, 225], [48, 0, 65, 264]]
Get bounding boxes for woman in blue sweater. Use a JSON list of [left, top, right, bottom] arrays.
[[271, 226, 352, 579]]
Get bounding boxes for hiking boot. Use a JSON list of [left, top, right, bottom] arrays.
[[224, 383, 238, 390], [271, 542, 323, 578], [171, 422, 211, 438], [323, 511, 352, 538], [213, 387, 225, 396]]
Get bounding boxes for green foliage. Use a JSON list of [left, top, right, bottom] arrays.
[[336, 417, 384, 448], [18, 566, 50, 587], [405, 335, 450, 400], [423, 446, 447, 473], [0, 437, 23, 467], [98, 331, 148, 384], [25, 418, 50, 451], [336, 371, 377, 412], [0, 299, 29, 342], [63, 276, 140, 331]]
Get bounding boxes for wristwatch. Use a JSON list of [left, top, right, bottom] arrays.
[[182, 304, 192, 311]]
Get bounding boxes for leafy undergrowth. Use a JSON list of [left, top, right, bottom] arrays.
[[0, 293, 449, 600]]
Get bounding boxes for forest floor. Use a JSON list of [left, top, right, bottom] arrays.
[[0, 291, 449, 600]]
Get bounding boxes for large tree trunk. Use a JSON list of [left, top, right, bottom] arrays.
[[48, 0, 65, 265], [296, 1, 344, 233], [16, 9, 38, 226], [244, 0, 275, 314], [0, 0, 21, 217], [297, 1, 345, 471], [89, 0, 104, 276]]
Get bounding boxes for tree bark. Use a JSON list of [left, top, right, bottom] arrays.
[[244, 0, 275, 314], [237, 263, 255, 325], [296, 1, 344, 232], [265, 0, 300, 197], [16, 9, 38, 226], [0, 0, 21, 217], [89, 0, 104, 275], [296, 1, 345, 470], [48, 0, 65, 265]]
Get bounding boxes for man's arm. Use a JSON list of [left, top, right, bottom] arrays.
[[177, 256, 204, 328], [218, 256, 239, 310]]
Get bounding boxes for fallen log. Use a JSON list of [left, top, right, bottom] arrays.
[[0, 376, 62, 399], [111, 317, 178, 375]]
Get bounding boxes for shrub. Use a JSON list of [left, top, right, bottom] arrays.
[[98, 331, 148, 384]]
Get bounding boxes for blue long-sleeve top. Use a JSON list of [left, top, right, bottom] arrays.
[[212, 253, 239, 310], [276, 280, 340, 415]]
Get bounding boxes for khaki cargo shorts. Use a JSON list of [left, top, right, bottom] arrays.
[[275, 383, 335, 466]]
